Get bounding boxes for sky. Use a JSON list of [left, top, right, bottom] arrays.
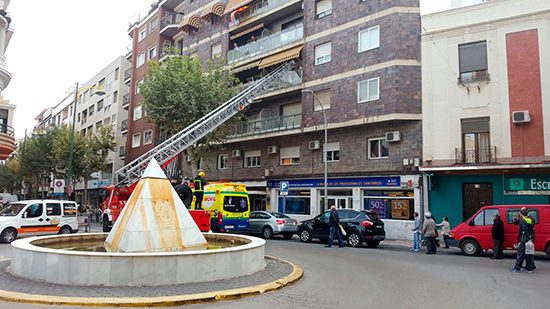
[[4, 0, 451, 139]]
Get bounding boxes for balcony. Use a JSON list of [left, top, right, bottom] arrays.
[[122, 94, 130, 110], [160, 12, 183, 37], [230, 113, 301, 138], [124, 68, 131, 83], [455, 146, 497, 164], [229, 0, 295, 28], [0, 124, 15, 160], [241, 67, 302, 95], [121, 120, 128, 134], [228, 24, 303, 64]]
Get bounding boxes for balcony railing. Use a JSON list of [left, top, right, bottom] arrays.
[[0, 123, 15, 160], [229, 0, 293, 27], [455, 146, 497, 164], [241, 67, 302, 93], [122, 94, 130, 108], [160, 12, 183, 30], [228, 24, 303, 64], [121, 120, 128, 133], [124, 68, 131, 81], [230, 113, 301, 137], [0, 123, 14, 136]]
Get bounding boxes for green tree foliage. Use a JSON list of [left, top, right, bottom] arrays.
[[140, 56, 241, 166], [0, 159, 22, 193]]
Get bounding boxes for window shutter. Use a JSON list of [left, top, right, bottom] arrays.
[[459, 41, 488, 73], [316, 0, 332, 14], [280, 146, 300, 159], [245, 150, 261, 157]]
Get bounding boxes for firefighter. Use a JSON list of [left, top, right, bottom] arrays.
[[193, 170, 207, 210]]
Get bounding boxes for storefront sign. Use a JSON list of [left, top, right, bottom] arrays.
[[505, 176, 550, 194], [367, 199, 387, 218], [267, 177, 401, 189], [391, 200, 410, 219]]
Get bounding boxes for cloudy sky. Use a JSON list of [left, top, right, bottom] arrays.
[[4, 0, 451, 139]]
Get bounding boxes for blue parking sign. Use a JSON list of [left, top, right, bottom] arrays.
[[280, 181, 289, 196]]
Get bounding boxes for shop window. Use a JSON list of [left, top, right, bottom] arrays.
[[458, 41, 488, 83], [313, 89, 331, 111], [506, 209, 539, 224], [316, 0, 332, 18], [358, 77, 379, 103], [278, 191, 311, 215], [46, 203, 62, 216], [217, 154, 228, 170], [363, 190, 414, 220], [314, 42, 331, 65], [244, 150, 261, 168], [280, 146, 300, 165], [368, 137, 388, 159], [358, 26, 380, 53]]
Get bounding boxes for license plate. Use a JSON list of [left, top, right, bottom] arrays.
[[376, 225, 383, 228], [225, 225, 234, 229]]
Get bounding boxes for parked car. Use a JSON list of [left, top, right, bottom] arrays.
[[248, 211, 298, 239], [450, 204, 550, 256], [297, 209, 385, 247]]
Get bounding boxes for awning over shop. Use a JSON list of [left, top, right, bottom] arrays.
[[258, 45, 303, 69], [180, 14, 201, 33], [224, 0, 254, 15], [229, 23, 264, 41], [232, 60, 261, 73], [201, 1, 225, 21]]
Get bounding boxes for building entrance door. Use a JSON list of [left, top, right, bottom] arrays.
[[328, 197, 349, 209], [462, 183, 493, 221]]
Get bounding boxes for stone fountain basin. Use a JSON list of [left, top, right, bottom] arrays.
[[10, 233, 265, 286]]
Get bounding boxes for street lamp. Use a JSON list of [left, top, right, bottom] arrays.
[[302, 89, 328, 212], [67, 82, 105, 199]]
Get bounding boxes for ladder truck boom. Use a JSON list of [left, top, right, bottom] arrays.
[[115, 61, 296, 187]]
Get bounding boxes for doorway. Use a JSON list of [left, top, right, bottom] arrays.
[[462, 183, 493, 221]]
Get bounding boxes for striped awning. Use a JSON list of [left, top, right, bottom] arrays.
[[224, 0, 254, 15], [201, 1, 225, 21], [229, 23, 264, 41], [232, 60, 261, 73], [180, 14, 201, 33], [258, 45, 303, 69]]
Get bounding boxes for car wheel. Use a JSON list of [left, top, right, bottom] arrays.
[[283, 233, 294, 240], [262, 226, 273, 239], [546, 244, 550, 257], [299, 229, 312, 242], [347, 231, 363, 247], [102, 216, 111, 232], [460, 239, 480, 256], [59, 226, 72, 234], [0, 228, 17, 243], [366, 240, 380, 248]]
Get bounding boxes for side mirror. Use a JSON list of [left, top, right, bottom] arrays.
[[21, 212, 26, 219], [468, 220, 474, 226]]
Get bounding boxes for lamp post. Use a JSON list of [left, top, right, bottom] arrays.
[[302, 89, 328, 212], [67, 83, 105, 199]]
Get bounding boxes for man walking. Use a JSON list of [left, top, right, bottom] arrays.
[[411, 211, 421, 252], [422, 212, 437, 254], [325, 206, 345, 248], [491, 213, 504, 259], [512, 207, 536, 272]]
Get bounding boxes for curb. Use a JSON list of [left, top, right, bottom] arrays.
[[0, 256, 303, 307]]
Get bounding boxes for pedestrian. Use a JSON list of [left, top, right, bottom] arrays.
[[325, 206, 345, 248], [193, 170, 207, 210], [422, 212, 437, 254], [410, 211, 421, 252], [95, 208, 100, 223], [491, 213, 504, 259], [511, 207, 536, 272], [436, 216, 451, 249]]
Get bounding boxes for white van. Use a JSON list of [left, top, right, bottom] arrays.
[[0, 200, 79, 243]]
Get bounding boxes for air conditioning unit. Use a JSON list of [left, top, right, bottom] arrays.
[[385, 131, 401, 142], [267, 145, 278, 154], [512, 110, 531, 123], [309, 140, 320, 150], [185, 155, 192, 163], [232, 149, 242, 157]]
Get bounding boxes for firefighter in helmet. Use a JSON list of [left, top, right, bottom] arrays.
[[193, 170, 207, 209]]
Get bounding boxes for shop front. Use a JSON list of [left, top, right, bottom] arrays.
[[267, 175, 421, 240]]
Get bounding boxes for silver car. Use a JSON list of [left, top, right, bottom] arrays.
[[248, 211, 298, 239]]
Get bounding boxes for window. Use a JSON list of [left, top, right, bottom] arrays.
[[313, 89, 331, 111], [134, 105, 143, 121], [138, 27, 147, 42], [244, 150, 261, 168], [363, 191, 415, 220], [114, 68, 120, 80], [461, 117, 491, 163], [189, 51, 198, 59], [143, 130, 153, 145], [316, 0, 332, 18], [358, 26, 380, 52], [132, 133, 141, 148], [113, 91, 118, 103], [277, 191, 311, 215], [97, 99, 104, 111], [88, 106, 94, 116], [472, 209, 499, 226], [314, 42, 331, 65], [223, 196, 249, 213], [280, 146, 300, 165], [149, 18, 158, 32], [217, 154, 228, 170], [458, 41, 488, 82], [46, 203, 62, 216], [24, 204, 43, 218], [506, 209, 539, 224], [148, 46, 157, 60], [136, 80, 143, 94], [358, 77, 380, 103], [137, 52, 146, 68], [96, 121, 102, 131], [325, 142, 340, 162], [368, 137, 389, 159], [62, 203, 76, 216], [211, 42, 222, 59]]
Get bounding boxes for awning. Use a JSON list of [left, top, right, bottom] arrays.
[[258, 45, 303, 69], [224, 0, 254, 15], [230, 23, 264, 41], [232, 60, 260, 73], [180, 14, 201, 33], [201, 1, 225, 21]]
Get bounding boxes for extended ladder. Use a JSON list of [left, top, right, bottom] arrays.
[[115, 61, 296, 186]]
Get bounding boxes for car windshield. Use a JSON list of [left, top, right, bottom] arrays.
[[0, 203, 25, 216], [271, 212, 290, 219]]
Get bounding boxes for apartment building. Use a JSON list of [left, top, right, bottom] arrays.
[[0, 0, 14, 160], [125, 0, 422, 239], [421, 0, 550, 227]]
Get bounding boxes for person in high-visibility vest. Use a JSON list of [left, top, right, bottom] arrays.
[[193, 171, 206, 210]]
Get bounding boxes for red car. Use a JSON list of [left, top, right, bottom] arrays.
[[450, 205, 550, 257]]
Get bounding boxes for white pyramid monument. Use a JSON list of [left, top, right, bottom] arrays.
[[105, 159, 208, 252]]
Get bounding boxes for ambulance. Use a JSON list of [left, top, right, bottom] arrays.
[[0, 200, 79, 243]]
